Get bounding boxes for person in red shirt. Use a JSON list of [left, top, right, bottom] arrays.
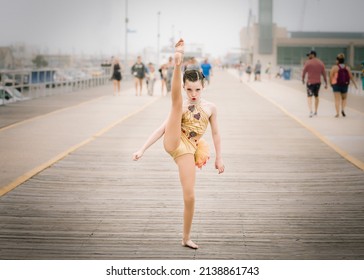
[[302, 50, 328, 117]]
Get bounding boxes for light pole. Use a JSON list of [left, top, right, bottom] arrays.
[[125, 0, 128, 78], [157, 11, 160, 67]]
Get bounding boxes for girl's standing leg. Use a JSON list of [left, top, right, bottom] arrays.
[[175, 154, 198, 249]]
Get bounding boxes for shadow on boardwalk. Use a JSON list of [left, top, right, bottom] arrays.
[[0, 70, 363, 259]]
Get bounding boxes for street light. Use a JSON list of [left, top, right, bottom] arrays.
[[125, 0, 128, 78], [157, 11, 160, 67]]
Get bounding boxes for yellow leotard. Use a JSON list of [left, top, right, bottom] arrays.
[[168, 102, 210, 168]]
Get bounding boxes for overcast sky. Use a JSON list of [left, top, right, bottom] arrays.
[[1, 0, 363, 58]]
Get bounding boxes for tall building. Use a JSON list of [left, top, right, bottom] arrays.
[[258, 0, 273, 55]]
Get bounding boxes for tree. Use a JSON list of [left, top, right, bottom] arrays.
[[32, 55, 48, 68]]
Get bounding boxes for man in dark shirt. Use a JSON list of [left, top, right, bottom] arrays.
[[131, 56, 147, 96], [254, 60, 262, 81]]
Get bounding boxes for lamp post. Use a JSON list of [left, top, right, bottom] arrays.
[[157, 11, 160, 67], [125, 0, 128, 78]]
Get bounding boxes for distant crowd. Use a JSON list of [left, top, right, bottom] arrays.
[[109, 55, 213, 97]]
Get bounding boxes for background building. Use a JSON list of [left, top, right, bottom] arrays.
[[240, 0, 364, 70], [0, 47, 15, 69]]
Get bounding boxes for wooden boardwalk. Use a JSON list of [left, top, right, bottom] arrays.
[[0, 71, 363, 259]]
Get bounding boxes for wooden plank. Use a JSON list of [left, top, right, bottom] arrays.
[[0, 71, 363, 259]]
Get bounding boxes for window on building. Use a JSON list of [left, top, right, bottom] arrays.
[[354, 47, 364, 69], [277, 46, 348, 67]]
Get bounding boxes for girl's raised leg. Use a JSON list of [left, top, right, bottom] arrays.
[[164, 39, 184, 152]]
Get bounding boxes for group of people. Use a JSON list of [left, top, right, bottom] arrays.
[[302, 50, 358, 118], [111, 56, 156, 96], [236, 50, 359, 118], [159, 57, 213, 95], [237, 60, 269, 82], [110, 55, 213, 97]]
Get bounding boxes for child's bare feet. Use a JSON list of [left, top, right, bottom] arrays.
[[174, 38, 184, 66], [181, 239, 199, 249]]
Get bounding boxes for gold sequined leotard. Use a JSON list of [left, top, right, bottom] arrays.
[[168, 101, 210, 168]]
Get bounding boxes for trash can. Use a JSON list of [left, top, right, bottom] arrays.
[[283, 69, 291, 80], [361, 61, 364, 90]]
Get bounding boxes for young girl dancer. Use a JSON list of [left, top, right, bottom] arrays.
[[132, 39, 225, 249]]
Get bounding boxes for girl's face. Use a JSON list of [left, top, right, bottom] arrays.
[[184, 80, 203, 102]]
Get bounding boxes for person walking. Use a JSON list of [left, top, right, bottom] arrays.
[[200, 58, 213, 84], [237, 61, 245, 83], [184, 57, 200, 72], [131, 56, 147, 96], [132, 39, 225, 249], [111, 58, 122, 95], [245, 64, 252, 82], [158, 64, 168, 96], [146, 63, 156, 96], [165, 56, 174, 93], [361, 61, 364, 90], [329, 53, 358, 117], [265, 62, 272, 79], [254, 60, 262, 81], [302, 50, 328, 117]]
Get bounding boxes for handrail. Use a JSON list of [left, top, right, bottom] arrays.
[[0, 67, 112, 105]]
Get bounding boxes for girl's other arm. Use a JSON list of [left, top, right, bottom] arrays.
[[209, 105, 225, 174], [132, 121, 166, 161]]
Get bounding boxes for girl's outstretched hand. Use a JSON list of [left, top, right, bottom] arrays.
[[215, 159, 225, 174], [132, 150, 144, 161], [174, 38, 184, 66]]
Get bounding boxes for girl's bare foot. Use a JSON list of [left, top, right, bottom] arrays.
[[181, 239, 199, 249]]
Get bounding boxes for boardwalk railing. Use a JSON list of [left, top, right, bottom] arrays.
[[0, 67, 112, 105]]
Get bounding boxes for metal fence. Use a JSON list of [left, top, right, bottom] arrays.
[[0, 67, 112, 105]]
